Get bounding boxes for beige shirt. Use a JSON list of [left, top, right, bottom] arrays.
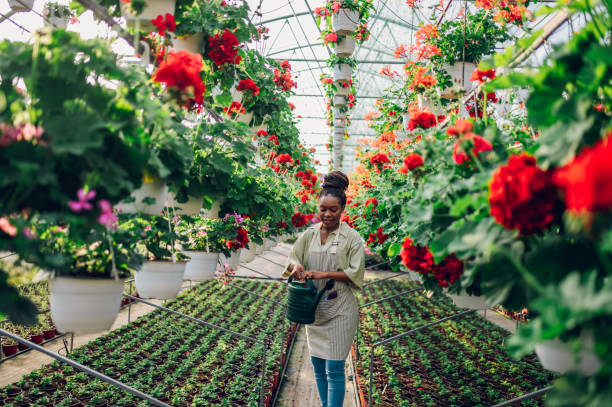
[[284, 222, 365, 292]]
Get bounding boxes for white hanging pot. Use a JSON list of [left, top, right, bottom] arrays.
[[336, 36, 356, 57], [221, 250, 241, 271], [332, 8, 359, 35], [333, 64, 352, 82], [169, 194, 203, 216], [172, 33, 204, 53], [408, 270, 422, 283], [183, 251, 219, 282], [441, 62, 477, 98], [263, 238, 274, 251], [535, 332, 602, 376], [116, 177, 168, 215], [231, 87, 244, 104], [444, 288, 491, 310], [333, 108, 347, 120], [236, 111, 253, 125], [335, 85, 350, 97], [202, 197, 225, 219], [333, 95, 347, 107], [334, 119, 347, 128], [8, 0, 34, 12], [417, 95, 444, 116], [121, 0, 177, 29], [250, 122, 268, 137], [240, 244, 256, 263], [47, 15, 69, 29], [255, 244, 264, 255], [49, 277, 124, 334], [135, 261, 186, 300]]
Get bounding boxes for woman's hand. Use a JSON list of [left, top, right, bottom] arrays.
[[290, 263, 306, 280], [303, 270, 327, 280]]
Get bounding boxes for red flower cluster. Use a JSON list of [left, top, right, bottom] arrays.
[[236, 79, 260, 96], [208, 29, 242, 66], [296, 170, 319, 203], [268, 134, 279, 145], [226, 227, 249, 250], [223, 101, 245, 117], [452, 133, 492, 165], [366, 227, 389, 246], [314, 7, 330, 18], [324, 32, 338, 44], [447, 119, 473, 136], [151, 13, 175, 36], [489, 153, 558, 235], [432, 254, 464, 287], [274, 60, 297, 91], [399, 153, 424, 173], [276, 154, 293, 165], [470, 68, 496, 83], [369, 153, 390, 167], [400, 237, 434, 274], [291, 212, 311, 228], [256, 130, 268, 138], [553, 133, 612, 213], [276, 221, 287, 229], [407, 110, 445, 131], [341, 213, 358, 228], [152, 50, 205, 108]]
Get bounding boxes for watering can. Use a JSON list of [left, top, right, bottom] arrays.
[[286, 276, 334, 324]]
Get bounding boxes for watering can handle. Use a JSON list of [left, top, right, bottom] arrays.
[[288, 275, 313, 288]]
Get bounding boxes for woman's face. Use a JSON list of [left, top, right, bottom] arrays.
[[319, 194, 344, 229]]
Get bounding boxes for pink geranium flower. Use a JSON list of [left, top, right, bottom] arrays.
[[68, 188, 96, 212], [97, 200, 118, 229]]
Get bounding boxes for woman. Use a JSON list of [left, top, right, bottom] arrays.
[[284, 171, 365, 407]]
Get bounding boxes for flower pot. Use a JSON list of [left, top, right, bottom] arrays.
[[236, 111, 253, 125], [250, 122, 268, 137], [121, 0, 177, 30], [231, 86, 244, 104], [336, 36, 356, 57], [240, 244, 256, 263], [264, 238, 274, 251], [2, 344, 18, 356], [333, 64, 352, 82], [444, 289, 491, 310], [202, 197, 224, 219], [8, 0, 34, 12], [50, 277, 125, 334], [408, 270, 422, 282], [172, 33, 204, 53], [135, 261, 186, 300], [182, 251, 219, 282], [535, 332, 602, 376], [334, 119, 347, 128], [17, 342, 29, 351], [333, 95, 347, 107], [42, 328, 56, 339], [441, 62, 477, 98], [220, 250, 241, 270], [30, 334, 44, 344], [333, 108, 347, 120], [47, 15, 69, 29], [417, 94, 444, 116], [255, 244, 264, 255], [116, 177, 168, 215], [335, 85, 350, 97], [332, 8, 360, 35], [169, 194, 203, 216]]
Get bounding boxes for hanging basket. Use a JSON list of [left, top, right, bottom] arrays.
[[336, 36, 356, 57], [240, 244, 256, 263], [335, 85, 350, 97], [135, 260, 186, 300], [535, 332, 602, 376], [334, 119, 347, 128], [116, 177, 168, 215], [221, 250, 241, 270], [172, 33, 204, 53], [332, 8, 360, 35], [333, 108, 347, 120], [47, 15, 69, 29], [250, 122, 268, 137], [333, 95, 347, 107], [49, 277, 124, 334], [440, 62, 477, 98], [236, 111, 253, 125], [333, 64, 353, 82], [121, 0, 177, 30], [169, 194, 203, 216], [444, 289, 491, 310], [8, 0, 34, 12], [183, 251, 219, 282]]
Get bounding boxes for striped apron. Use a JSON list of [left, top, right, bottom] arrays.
[[305, 225, 359, 361]]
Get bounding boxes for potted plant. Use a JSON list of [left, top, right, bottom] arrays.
[[2, 337, 18, 357], [327, 55, 356, 82], [218, 213, 249, 270], [120, 0, 177, 30], [43, 2, 72, 28], [8, 0, 34, 12], [115, 173, 169, 216]]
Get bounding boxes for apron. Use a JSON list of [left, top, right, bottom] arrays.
[[305, 223, 359, 361]]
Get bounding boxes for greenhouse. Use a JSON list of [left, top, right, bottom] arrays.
[[0, 0, 610, 406]]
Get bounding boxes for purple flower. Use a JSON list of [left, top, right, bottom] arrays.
[[68, 188, 96, 212], [97, 200, 118, 229], [23, 227, 37, 239]]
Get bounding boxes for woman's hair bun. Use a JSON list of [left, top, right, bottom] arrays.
[[322, 171, 349, 192]]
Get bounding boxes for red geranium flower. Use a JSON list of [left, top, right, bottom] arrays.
[[447, 119, 473, 136], [370, 153, 390, 166], [291, 212, 308, 228], [276, 154, 293, 165], [151, 13, 176, 36], [407, 110, 444, 131], [208, 29, 242, 66], [223, 101, 245, 117], [452, 133, 492, 164], [152, 50, 205, 108], [400, 237, 434, 274], [432, 254, 464, 287], [489, 153, 559, 235], [470, 68, 496, 83], [236, 79, 260, 96], [399, 153, 424, 173]]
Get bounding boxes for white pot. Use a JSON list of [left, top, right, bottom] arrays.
[[334, 119, 347, 128], [240, 244, 256, 263], [535, 333, 602, 376], [236, 111, 253, 124], [202, 197, 224, 219], [441, 62, 477, 98], [121, 0, 176, 29], [417, 95, 444, 116], [334, 95, 347, 107], [8, 0, 34, 12], [445, 289, 491, 310], [335, 85, 350, 97], [333, 108, 347, 120], [408, 270, 422, 283], [169, 194, 203, 216], [220, 250, 241, 270], [116, 177, 168, 215], [49, 277, 124, 334], [231, 87, 244, 104], [333, 64, 352, 82], [332, 8, 359, 35], [172, 33, 204, 53], [336, 36, 356, 57], [47, 15, 68, 28], [183, 251, 219, 282], [255, 244, 264, 255], [263, 239, 274, 251], [135, 261, 186, 300], [250, 122, 268, 137]]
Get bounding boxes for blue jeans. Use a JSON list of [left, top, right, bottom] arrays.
[[311, 356, 345, 407]]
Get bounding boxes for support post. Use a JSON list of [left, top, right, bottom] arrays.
[[489, 386, 553, 407]]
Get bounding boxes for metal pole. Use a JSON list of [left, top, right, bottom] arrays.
[[365, 261, 389, 271], [368, 347, 375, 407], [0, 329, 171, 407], [260, 345, 267, 407], [363, 272, 405, 288], [239, 263, 279, 279], [360, 287, 424, 309], [69, 333, 74, 352], [128, 280, 133, 324], [257, 256, 286, 268], [223, 282, 284, 305], [489, 386, 553, 407]]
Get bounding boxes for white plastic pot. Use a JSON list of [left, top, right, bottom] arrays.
[[202, 197, 224, 219], [231, 87, 244, 104], [49, 277, 124, 334], [240, 244, 256, 263], [135, 261, 186, 300], [263, 239, 274, 251], [334, 95, 347, 107], [121, 0, 176, 29], [169, 194, 203, 216], [221, 250, 241, 270], [183, 251, 219, 282], [332, 8, 359, 35], [8, 0, 34, 12], [48, 15, 69, 29], [441, 62, 477, 98], [535, 332, 602, 376], [336, 36, 356, 57], [236, 111, 253, 125], [444, 289, 491, 310], [334, 119, 347, 128], [335, 85, 350, 97], [333, 64, 352, 82], [255, 244, 264, 255], [172, 33, 204, 53], [116, 177, 168, 215], [408, 270, 422, 283], [333, 108, 347, 120]]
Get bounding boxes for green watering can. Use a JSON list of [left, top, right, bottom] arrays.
[[286, 277, 335, 324]]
